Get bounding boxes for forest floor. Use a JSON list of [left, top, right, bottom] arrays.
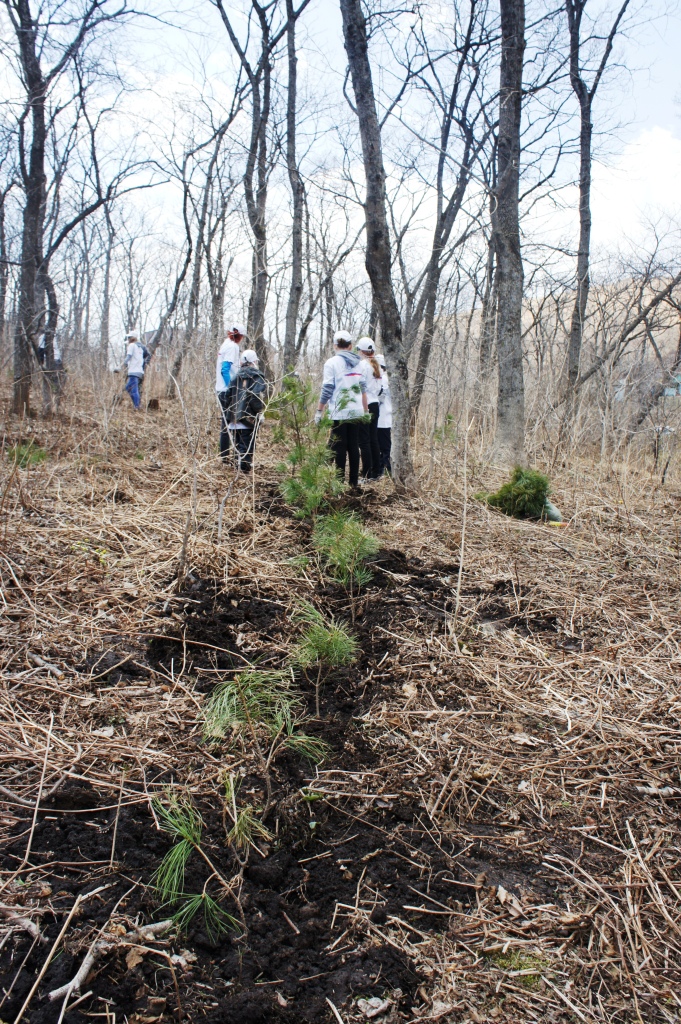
[[1, 388, 680, 1024]]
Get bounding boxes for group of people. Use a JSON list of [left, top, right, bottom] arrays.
[[120, 321, 392, 485], [315, 330, 392, 487]]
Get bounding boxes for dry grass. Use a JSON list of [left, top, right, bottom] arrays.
[[1, 374, 680, 1022]]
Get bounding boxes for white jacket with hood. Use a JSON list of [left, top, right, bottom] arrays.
[[378, 369, 392, 428], [320, 350, 367, 421]]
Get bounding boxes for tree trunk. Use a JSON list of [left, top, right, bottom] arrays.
[[562, 0, 630, 428], [40, 269, 62, 417], [339, 0, 413, 487], [282, 0, 305, 373], [12, 1, 47, 415], [492, 0, 525, 463], [409, 252, 440, 427], [100, 208, 114, 368], [0, 187, 8, 351]]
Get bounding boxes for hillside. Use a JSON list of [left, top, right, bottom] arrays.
[[1, 395, 680, 1024]]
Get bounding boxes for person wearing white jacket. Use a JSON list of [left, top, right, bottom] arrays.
[[122, 332, 150, 410], [316, 330, 369, 488], [376, 354, 392, 476], [356, 337, 382, 480], [215, 322, 246, 460]]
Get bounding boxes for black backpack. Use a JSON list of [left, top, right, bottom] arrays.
[[227, 367, 266, 426]]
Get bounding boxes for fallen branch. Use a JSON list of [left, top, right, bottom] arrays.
[[0, 905, 47, 942], [47, 919, 174, 1002]]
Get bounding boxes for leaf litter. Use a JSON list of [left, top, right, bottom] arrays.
[[0, 399, 680, 1022]]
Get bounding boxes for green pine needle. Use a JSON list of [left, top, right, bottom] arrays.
[[313, 511, 380, 587], [477, 467, 551, 520], [153, 838, 193, 902], [284, 731, 330, 762], [171, 892, 240, 940], [202, 670, 302, 740], [228, 806, 273, 851]]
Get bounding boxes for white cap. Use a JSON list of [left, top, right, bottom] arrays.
[[333, 330, 353, 345], [227, 322, 247, 337], [376, 353, 386, 367], [125, 331, 138, 340], [356, 337, 375, 352], [241, 349, 259, 365]]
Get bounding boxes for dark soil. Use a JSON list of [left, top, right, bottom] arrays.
[[0, 503, 558, 1024]]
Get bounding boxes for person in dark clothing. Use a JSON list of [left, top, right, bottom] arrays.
[[356, 337, 382, 481], [220, 349, 267, 473]]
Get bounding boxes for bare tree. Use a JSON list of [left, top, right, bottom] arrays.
[[339, 0, 414, 486], [2, 0, 132, 415], [492, 0, 526, 462], [214, 0, 310, 379], [562, 0, 631, 424]]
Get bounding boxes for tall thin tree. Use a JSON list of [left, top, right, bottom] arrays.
[[339, 0, 414, 486], [492, 0, 526, 462], [563, 0, 630, 424]]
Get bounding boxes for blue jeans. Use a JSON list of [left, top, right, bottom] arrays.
[[125, 375, 142, 409]]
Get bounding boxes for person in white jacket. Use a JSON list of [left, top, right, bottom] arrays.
[[376, 354, 392, 476], [215, 322, 246, 460], [315, 330, 369, 488], [122, 332, 150, 410], [356, 337, 383, 480]]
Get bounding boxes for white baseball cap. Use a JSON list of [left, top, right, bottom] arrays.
[[356, 337, 375, 352], [333, 329, 353, 345], [241, 349, 259, 365], [125, 331, 138, 340], [227, 322, 247, 337]]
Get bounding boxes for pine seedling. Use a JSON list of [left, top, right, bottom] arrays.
[[223, 773, 272, 857], [313, 511, 380, 615], [270, 374, 345, 517], [204, 670, 327, 812], [152, 793, 239, 939], [292, 601, 358, 717], [172, 892, 237, 942], [202, 670, 302, 741]]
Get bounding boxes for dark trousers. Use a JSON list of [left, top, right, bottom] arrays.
[[229, 428, 256, 472], [377, 427, 392, 475], [125, 375, 142, 409], [219, 394, 256, 472], [359, 402, 381, 479], [330, 420, 360, 486]]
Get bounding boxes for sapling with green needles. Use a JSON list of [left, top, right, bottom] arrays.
[[313, 511, 380, 619], [203, 669, 328, 813], [292, 601, 359, 717], [223, 773, 272, 864], [152, 792, 240, 939], [270, 374, 345, 517]]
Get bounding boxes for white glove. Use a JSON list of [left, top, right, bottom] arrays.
[[314, 410, 323, 425]]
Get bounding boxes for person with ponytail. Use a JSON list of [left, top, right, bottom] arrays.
[[356, 337, 382, 481]]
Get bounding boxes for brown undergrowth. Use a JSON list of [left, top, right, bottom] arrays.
[[0, 379, 680, 1023]]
